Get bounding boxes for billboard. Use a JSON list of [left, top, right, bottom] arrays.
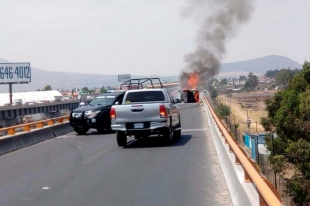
[[0, 63, 31, 84], [118, 74, 130, 82]]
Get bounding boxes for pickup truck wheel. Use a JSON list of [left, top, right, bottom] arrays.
[[116, 131, 127, 147], [74, 127, 89, 135], [164, 124, 174, 144], [174, 128, 181, 140], [174, 120, 181, 140]]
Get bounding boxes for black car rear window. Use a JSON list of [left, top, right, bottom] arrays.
[[125, 91, 165, 103], [89, 95, 116, 106]]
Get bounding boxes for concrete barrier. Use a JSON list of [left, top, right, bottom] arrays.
[[202, 97, 253, 206], [0, 122, 73, 156]]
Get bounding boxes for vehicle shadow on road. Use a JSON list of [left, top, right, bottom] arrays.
[[76, 130, 115, 136], [123, 135, 192, 149]]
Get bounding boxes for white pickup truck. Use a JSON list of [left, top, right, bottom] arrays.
[[110, 88, 181, 147]]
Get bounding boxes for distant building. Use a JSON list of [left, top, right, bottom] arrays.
[[0, 90, 62, 106], [258, 76, 276, 84]]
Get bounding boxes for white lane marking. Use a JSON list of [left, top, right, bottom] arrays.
[[42, 187, 49, 190], [182, 128, 208, 132], [56, 132, 76, 139], [82, 145, 115, 165], [126, 140, 137, 145]]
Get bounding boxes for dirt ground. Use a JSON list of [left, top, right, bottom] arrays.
[[218, 92, 275, 134]]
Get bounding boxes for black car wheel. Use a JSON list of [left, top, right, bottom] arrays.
[[116, 131, 127, 147], [96, 127, 106, 134], [74, 127, 89, 135], [97, 117, 113, 134]]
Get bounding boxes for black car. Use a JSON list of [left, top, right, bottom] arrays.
[[70, 92, 125, 135]]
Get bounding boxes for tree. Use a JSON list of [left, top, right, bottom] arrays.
[[275, 69, 300, 86], [100, 86, 107, 93], [244, 72, 258, 90], [211, 89, 218, 99], [265, 69, 279, 78], [82, 87, 88, 92], [215, 104, 230, 118], [219, 78, 227, 85], [239, 75, 247, 82], [265, 68, 300, 80], [261, 62, 310, 206], [209, 78, 218, 85], [42, 85, 52, 91], [208, 85, 218, 99]]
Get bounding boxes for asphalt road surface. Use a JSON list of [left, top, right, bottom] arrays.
[[0, 103, 232, 206]]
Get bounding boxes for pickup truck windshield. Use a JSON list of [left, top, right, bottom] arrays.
[[125, 91, 165, 103], [89, 96, 115, 106]]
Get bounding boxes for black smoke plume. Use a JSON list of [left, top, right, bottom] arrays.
[[180, 0, 255, 89]]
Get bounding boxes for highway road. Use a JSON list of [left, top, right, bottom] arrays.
[[0, 103, 232, 206]]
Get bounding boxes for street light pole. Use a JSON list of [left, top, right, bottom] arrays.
[[246, 100, 249, 120], [233, 114, 237, 140], [271, 132, 278, 189]]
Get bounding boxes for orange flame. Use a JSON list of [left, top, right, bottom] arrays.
[[187, 74, 199, 89], [194, 90, 199, 103]]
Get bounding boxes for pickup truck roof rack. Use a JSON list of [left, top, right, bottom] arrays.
[[120, 78, 163, 90]]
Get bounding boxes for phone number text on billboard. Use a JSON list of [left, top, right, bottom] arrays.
[[0, 63, 31, 83]]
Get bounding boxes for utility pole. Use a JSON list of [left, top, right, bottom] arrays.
[[246, 99, 249, 120], [271, 132, 277, 189], [229, 89, 232, 133], [9, 83, 13, 105]]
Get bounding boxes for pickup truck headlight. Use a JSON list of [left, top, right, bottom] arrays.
[[84, 110, 100, 119]]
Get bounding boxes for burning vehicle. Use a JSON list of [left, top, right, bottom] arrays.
[[181, 89, 200, 103], [180, 73, 200, 103]]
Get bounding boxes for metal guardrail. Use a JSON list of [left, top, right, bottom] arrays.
[[0, 115, 70, 136], [203, 96, 282, 206]]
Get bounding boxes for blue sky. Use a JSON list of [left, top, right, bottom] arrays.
[[0, 0, 309, 75]]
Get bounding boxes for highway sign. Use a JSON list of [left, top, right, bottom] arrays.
[[118, 74, 130, 82], [0, 62, 31, 84]]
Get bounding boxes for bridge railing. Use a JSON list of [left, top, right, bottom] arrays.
[[203, 96, 283, 206], [0, 115, 70, 136]]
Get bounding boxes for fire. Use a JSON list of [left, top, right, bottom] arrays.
[[187, 74, 199, 89], [194, 90, 199, 103]]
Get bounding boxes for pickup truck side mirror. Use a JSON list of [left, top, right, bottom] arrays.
[[115, 102, 119, 105]]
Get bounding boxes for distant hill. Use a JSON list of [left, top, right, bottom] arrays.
[[218, 55, 302, 77], [0, 58, 9, 63], [0, 67, 179, 92], [0, 55, 302, 92]]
